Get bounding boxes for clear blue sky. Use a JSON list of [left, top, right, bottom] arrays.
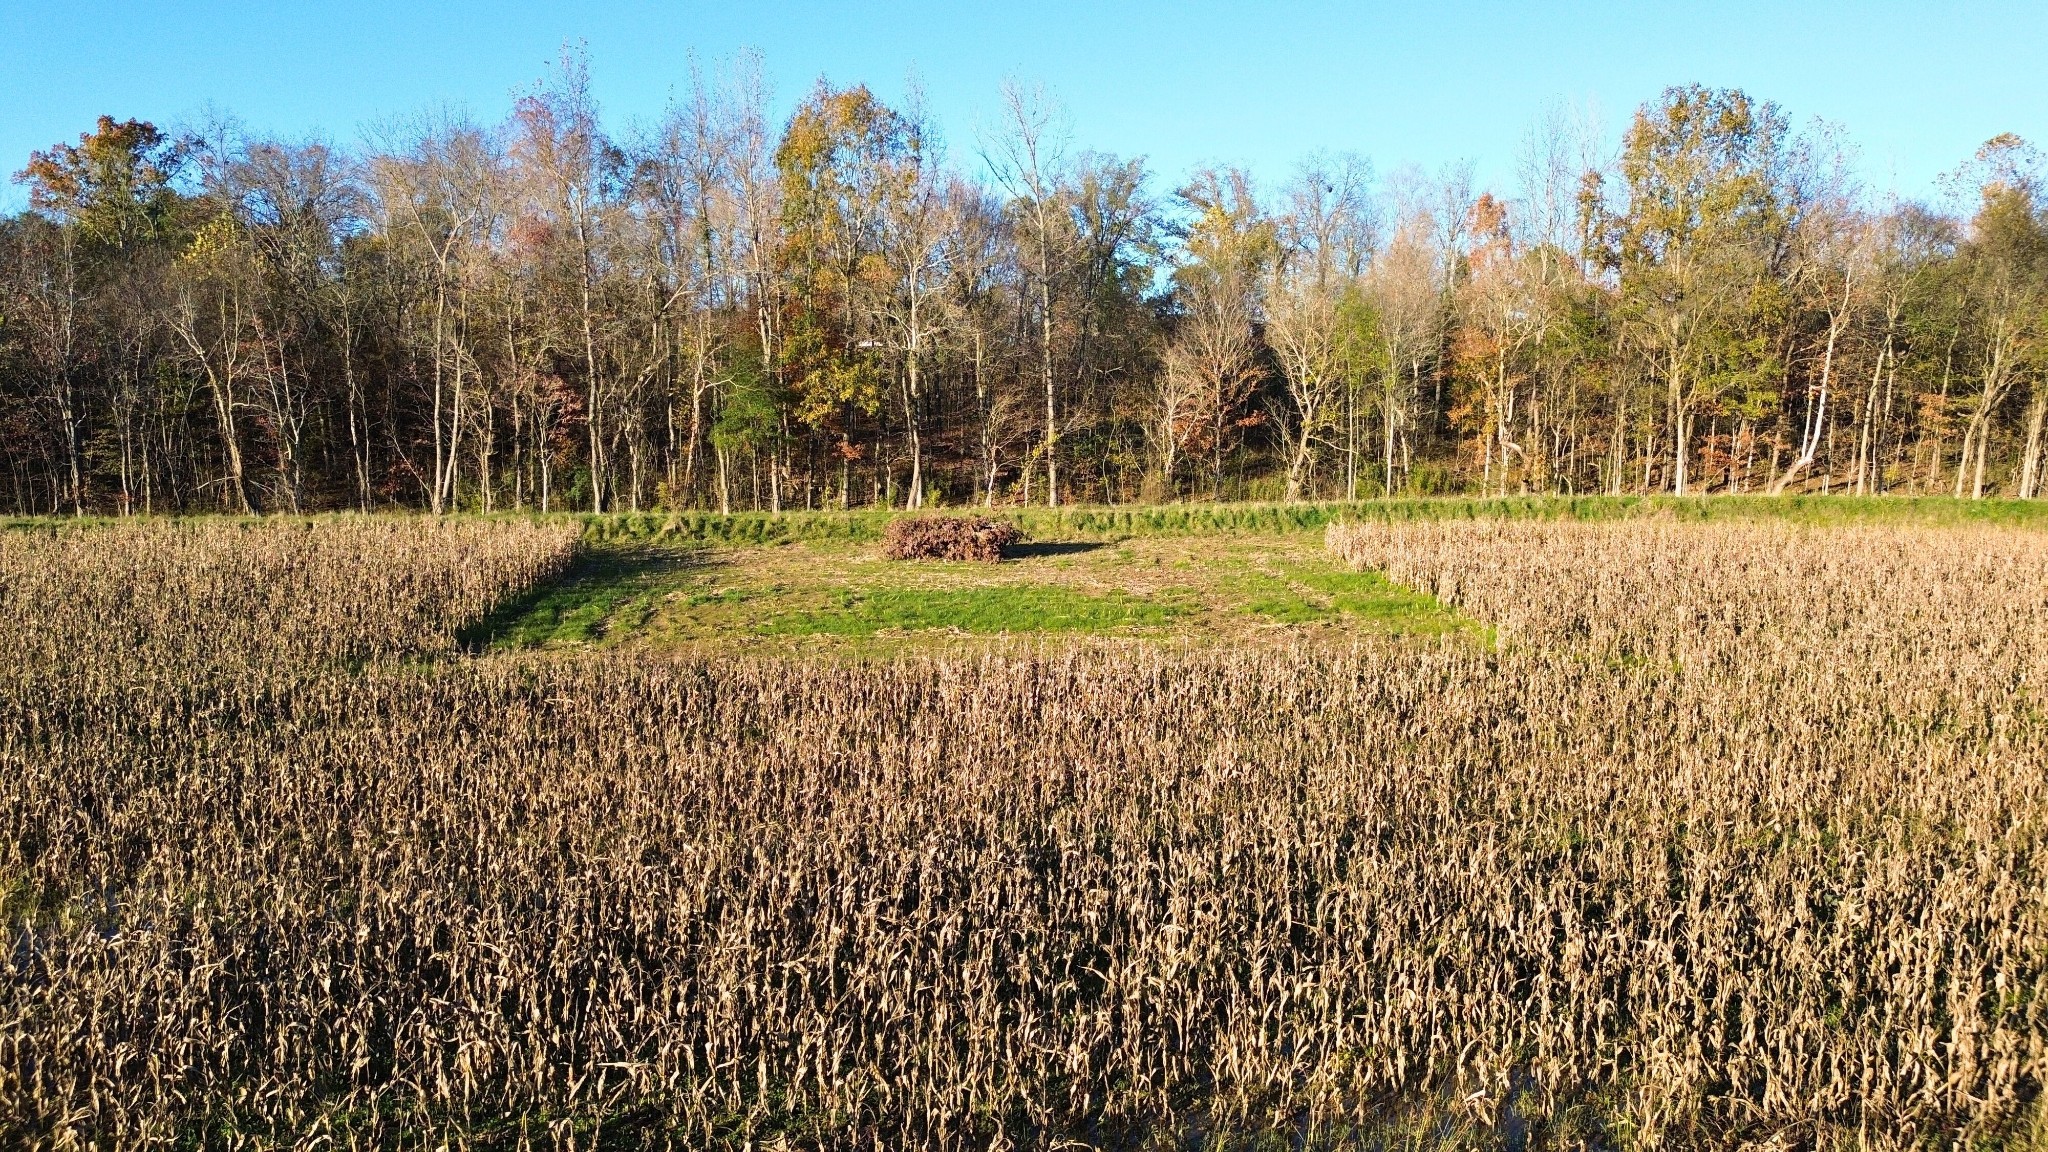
[[5, 1, 2043, 211]]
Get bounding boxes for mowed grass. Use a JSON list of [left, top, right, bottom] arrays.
[[761, 585, 1182, 638], [463, 531, 1480, 655]]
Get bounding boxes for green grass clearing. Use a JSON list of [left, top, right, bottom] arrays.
[[1236, 562, 1480, 635], [760, 585, 1184, 638], [466, 531, 1481, 656], [470, 492, 2037, 657]]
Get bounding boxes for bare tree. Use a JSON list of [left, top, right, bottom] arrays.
[[168, 215, 261, 512], [4, 219, 90, 513], [1459, 195, 1553, 494], [1268, 157, 1373, 499], [866, 86, 957, 508], [511, 45, 622, 512], [1364, 213, 1441, 494], [1771, 144, 1867, 495], [369, 111, 505, 512], [985, 82, 1074, 506], [229, 139, 364, 511], [1168, 167, 1270, 499]]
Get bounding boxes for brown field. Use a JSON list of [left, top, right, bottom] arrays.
[[4, 515, 2048, 1149]]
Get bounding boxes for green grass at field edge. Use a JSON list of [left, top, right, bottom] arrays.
[[15, 493, 2048, 545]]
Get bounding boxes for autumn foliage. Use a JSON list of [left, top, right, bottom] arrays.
[[9, 79, 2048, 517]]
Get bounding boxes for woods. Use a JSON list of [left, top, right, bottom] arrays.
[[3, 54, 2045, 516]]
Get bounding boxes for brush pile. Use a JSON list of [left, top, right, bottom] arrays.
[[880, 513, 1022, 561]]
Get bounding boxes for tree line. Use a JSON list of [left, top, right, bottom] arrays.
[[3, 51, 2045, 516]]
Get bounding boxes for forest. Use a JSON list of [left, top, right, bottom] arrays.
[[3, 50, 2046, 517]]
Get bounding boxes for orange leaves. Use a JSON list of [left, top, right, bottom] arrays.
[[1465, 193, 1510, 256]]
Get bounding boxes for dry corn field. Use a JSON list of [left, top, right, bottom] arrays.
[[4, 516, 2048, 1149]]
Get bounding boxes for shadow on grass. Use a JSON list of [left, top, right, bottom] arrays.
[[1004, 541, 1109, 559], [461, 546, 716, 651], [1239, 559, 1487, 643]]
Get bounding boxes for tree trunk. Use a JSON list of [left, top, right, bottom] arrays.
[[2018, 387, 2047, 499], [903, 353, 924, 509], [1040, 280, 1058, 507], [1382, 361, 1399, 498], [1286, 417, 1315, 502]]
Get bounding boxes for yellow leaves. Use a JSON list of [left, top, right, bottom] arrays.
[[792, 357, 883, 427], [179, 213, 242, 272], [854, 250, 894, 289], [774, 81, 927, 351]]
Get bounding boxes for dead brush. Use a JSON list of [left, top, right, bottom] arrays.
[[880, 514, 1022, 562]]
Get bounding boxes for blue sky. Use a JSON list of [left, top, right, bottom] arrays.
[[4, 1, 2043, 211]]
